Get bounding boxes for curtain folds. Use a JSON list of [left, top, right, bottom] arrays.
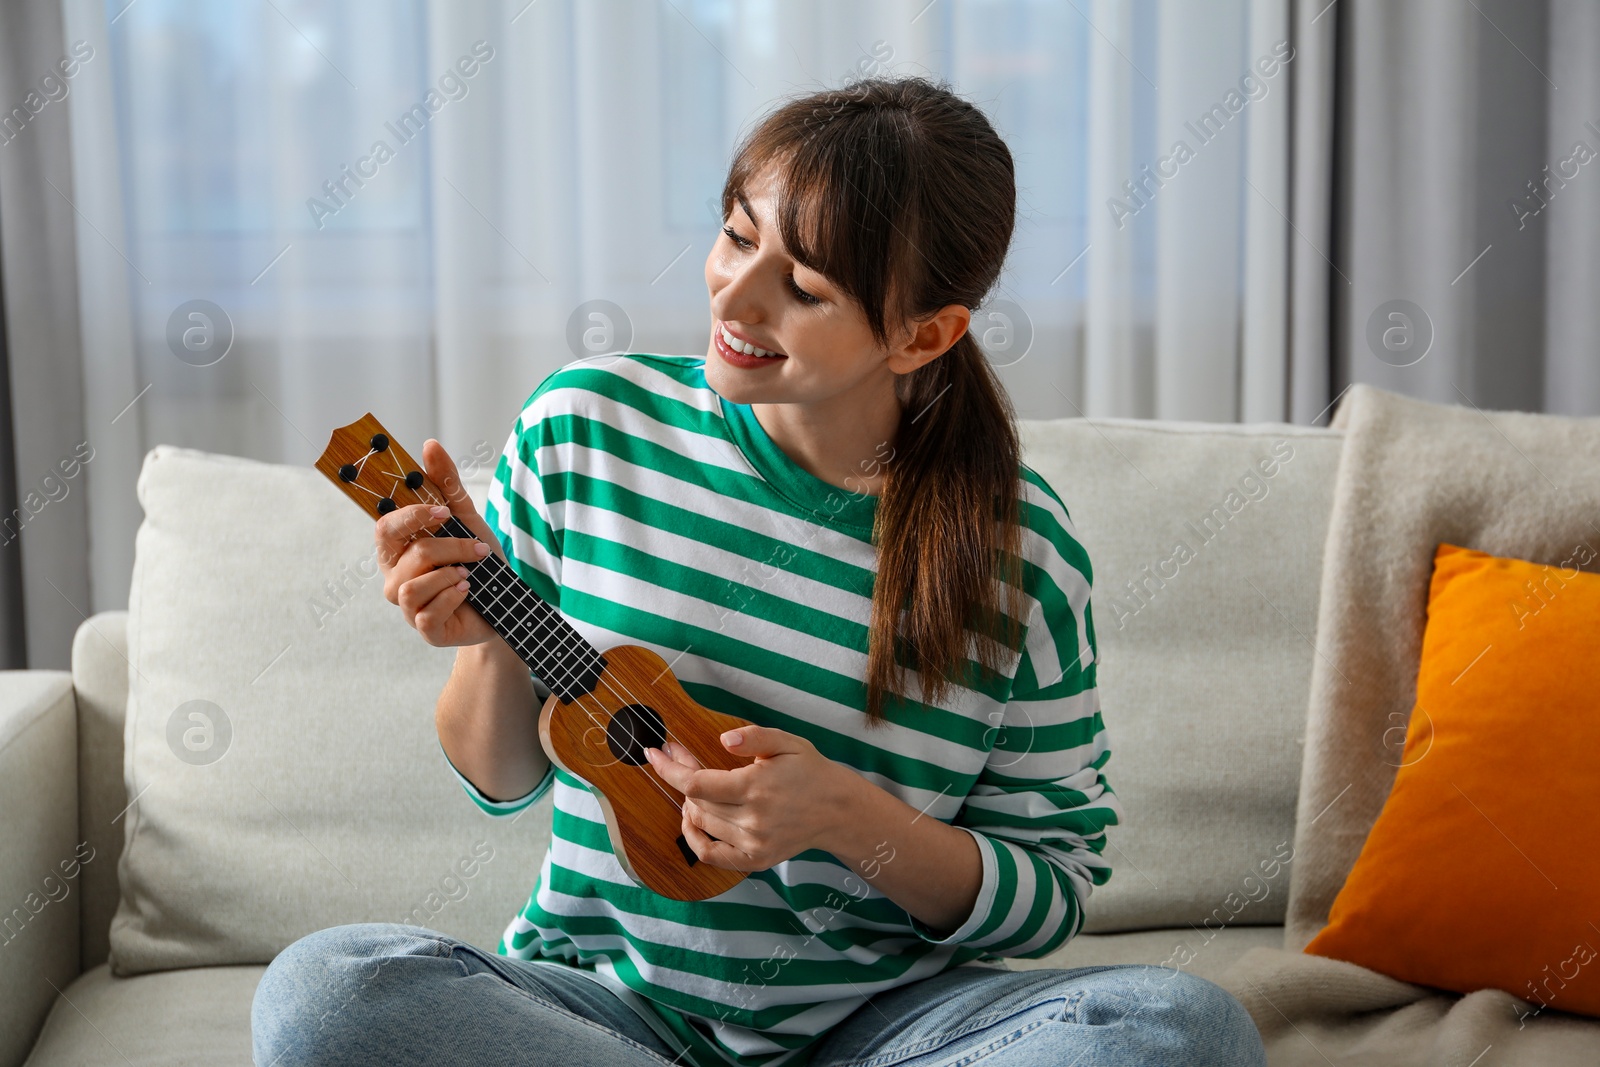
[[0, 0, 91, 669], [1543, 0, 1600, 415], [1085, 0, 1301, 423], [1338, 0, 1600, 417], [0, 0, 1351, 667], [2, 0, 1593, 666], [1287, 0, 1340, 426]]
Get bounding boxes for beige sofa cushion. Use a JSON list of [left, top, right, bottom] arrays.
[[1018, 418, 1342, 933], [112, 446, 551, 975], [22, 962, 265, 1067]]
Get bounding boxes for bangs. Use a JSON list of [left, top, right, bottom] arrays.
[[721, 102, 925, 349]]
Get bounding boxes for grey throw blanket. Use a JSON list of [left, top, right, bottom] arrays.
[[1212, 383, 1600, 1064]]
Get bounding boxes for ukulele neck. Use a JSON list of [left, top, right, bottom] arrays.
[[433, 515, 607, 702]]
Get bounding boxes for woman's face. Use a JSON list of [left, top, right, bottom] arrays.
[[703, 164, 904, 408]]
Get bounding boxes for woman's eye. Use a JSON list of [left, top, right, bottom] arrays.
[[722, 225, 821, 306], [787, 276, 822, 306]]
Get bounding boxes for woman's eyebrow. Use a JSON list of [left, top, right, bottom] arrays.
[[736, 192, 759, 228]]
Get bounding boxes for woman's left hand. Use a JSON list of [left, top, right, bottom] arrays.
[[644, 725, 858, 873]]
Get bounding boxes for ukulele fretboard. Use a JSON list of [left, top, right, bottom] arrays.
[[434, 515, 606, 701]]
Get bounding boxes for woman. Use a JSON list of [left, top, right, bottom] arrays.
[[252, 75, 1266, 1066]]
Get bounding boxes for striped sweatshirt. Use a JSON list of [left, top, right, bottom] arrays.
[[441, 353, 1123, 1067]]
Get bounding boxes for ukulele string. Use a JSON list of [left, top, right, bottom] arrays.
[[357, 444, 697, 762], [346, 449, 649, 747], [427, 523, 693, 816], [418, 520, 692, 817], [356, 445, 696, 816], [387, 460, 701, 756]]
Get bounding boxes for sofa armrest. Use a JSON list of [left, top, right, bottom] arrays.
[[0, 670, 80, 1067], [70, 610, 129, 973]]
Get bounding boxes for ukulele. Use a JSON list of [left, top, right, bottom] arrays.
[[316, 414, 757, 901]]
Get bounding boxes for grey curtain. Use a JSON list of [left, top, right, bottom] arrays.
[[0, 0, 88, 670], [1289, 0, 1342, 424], [0, 206, 24, 669], [1335, 0, 1600, 417]]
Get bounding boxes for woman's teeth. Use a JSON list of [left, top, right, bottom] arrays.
[[721, 325, 783, 358]]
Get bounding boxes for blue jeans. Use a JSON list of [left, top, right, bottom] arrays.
[[252, 922, 1266, 1067]]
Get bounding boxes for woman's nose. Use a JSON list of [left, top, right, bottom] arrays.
[[712, 263, 764, 325]]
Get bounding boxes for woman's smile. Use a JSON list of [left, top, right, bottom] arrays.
[[713, 320, 789, 368]]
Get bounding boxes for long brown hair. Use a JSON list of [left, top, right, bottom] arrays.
[[720, 75, 1028, 723]]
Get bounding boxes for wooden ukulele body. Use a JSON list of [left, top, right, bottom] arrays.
[[538, 644, 756, 902]]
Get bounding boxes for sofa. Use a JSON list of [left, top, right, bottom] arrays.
[[0, 398, 1572, 1065]]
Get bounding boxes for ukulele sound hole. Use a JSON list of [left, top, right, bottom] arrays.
[[606, 704, 667, 766]]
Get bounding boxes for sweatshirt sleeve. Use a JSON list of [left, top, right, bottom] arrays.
[[442, 379, 570, 816], [440, 735, 556, 816], [909, 479, 1124, 957], [482, 382, 567, 609]]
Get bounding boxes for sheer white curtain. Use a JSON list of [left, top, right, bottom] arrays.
[[1086, 0, 1294, 422], [59, 0, 1295, 632]]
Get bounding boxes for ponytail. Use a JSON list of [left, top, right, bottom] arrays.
[[865, 332, 1026, 722]]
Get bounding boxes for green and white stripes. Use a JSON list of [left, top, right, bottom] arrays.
[[448, 353, 1122, 1067]]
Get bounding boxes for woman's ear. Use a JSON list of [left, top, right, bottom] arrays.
[[886, 304, 972, 375]]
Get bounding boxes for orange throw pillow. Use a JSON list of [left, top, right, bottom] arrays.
[[1304, 542, 1600, 1021]]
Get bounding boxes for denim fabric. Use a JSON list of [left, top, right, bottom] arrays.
[[251, 923, 1266, 1067]]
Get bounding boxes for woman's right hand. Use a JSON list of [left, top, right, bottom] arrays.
[[376, 437, 508, 649]]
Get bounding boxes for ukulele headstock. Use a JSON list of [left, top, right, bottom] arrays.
[[314, 413, 446, 519]]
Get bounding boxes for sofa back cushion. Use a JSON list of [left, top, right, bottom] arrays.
[[111, 419, 1341, 974], [112, 445, 543, 975], [1017, 418, 1342, 936]]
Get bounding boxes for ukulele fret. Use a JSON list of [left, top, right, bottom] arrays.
[[435, 516, 608, 701]]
